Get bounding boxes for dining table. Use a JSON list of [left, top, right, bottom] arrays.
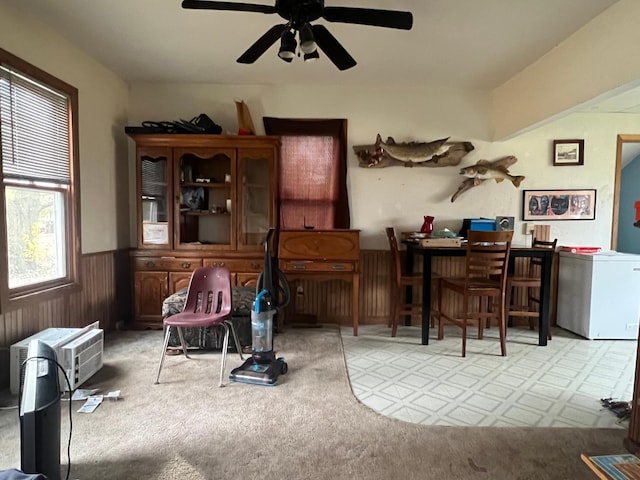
[[404, 241, 554, 346]]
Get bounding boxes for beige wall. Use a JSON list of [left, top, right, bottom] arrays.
[[129, 82, 639, 250], [493, 0, 640, 140], [2, 1, 639, 254], [0, 3, 130, 253]]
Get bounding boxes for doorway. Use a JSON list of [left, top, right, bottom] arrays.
[[612, 134, 640, 252]]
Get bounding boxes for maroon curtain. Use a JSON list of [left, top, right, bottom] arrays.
[[263, 118, 350, 229]]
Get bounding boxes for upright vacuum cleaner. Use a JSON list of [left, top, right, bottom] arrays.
[[229, 229, 289, 386]]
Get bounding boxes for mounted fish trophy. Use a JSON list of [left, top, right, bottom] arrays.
[[451, 156, 525, 202], [353, 134, 474, 168]]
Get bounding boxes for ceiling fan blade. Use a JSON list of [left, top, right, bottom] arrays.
[[237, 24, 287, 64], [311, 25, 356, 71], [181, 0, 276, 14], [323, 7, 413, 30]]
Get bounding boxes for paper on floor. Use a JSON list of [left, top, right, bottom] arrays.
[[77, 395, 103, 413]]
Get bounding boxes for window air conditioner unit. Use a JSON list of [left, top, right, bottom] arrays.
[[10, 321, 104, 395]]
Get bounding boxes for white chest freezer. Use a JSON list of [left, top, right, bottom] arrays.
[[557, 251, 640, 339]]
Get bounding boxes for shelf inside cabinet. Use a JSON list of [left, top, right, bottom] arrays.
[[243, 182, 267, 189], [181, 210, 230, 216], [181, 182, 230, 189]]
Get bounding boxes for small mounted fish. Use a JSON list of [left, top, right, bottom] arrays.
[[459, 160, 525, 187], [450, 156, 522, 202]]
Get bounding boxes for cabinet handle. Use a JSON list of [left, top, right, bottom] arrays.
[[181, 262, 191, 269], [146, 261, 155, 268], [293, 264, 307, 270], [332, 264, 346, 270], [213, 261, 225, 267], [251, 262, 260, 269]]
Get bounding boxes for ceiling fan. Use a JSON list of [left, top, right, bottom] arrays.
[[181, 0, 413, 71]]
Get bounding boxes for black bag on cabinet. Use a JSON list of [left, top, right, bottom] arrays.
[[124, 114, 222, 135]]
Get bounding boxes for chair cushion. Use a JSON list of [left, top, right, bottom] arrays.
[[162, 286, 255, 318], [162, 286, 256, 350]]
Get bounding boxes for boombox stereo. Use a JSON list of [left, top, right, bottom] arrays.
[[496, 216, 515, 231]]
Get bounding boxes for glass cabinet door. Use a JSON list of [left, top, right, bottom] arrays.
[[174, 148, 236, 250], [138, 147, 172, 249], [237, 148, 275, 250]]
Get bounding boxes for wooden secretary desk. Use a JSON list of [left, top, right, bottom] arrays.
[[278, 229, 360, 335]]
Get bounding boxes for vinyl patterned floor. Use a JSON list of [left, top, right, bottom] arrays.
[[340, 324, 636, 428]]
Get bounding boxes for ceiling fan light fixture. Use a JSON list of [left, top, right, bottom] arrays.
[[304, 50, 320, 62], [299, 23, 317, 54], [185, 1, 413, 70], [278, 29, 297, 60]]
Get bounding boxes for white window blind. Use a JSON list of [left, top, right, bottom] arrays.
[[0, 65, 70, 184]]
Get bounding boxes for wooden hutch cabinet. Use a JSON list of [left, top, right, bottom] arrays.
[[127, 133, 279, 328]]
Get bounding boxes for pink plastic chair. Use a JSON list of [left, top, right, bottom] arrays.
[[154, 266, 243, 387]]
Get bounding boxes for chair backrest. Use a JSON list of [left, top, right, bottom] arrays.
[[182, 266, 232, 318], [385, 227, 403, 285], [528, 237, 557, 276], [465, 230, 513, 287]]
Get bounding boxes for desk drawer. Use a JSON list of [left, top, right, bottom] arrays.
[[281, 261, 355, 273], [134, 257, 202, 271], [203, 258, 263, 272], [278, 230, 360, 261]]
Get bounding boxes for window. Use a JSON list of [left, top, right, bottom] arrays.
[[263, 118, 350, 229], [0, 49, 80, 309]]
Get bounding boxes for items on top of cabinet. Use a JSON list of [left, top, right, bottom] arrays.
[[235, 99, 256, 135], [124, 114, 222, 135]]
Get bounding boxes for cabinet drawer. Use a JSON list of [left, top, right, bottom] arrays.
[[281, 261, 355, 273], [134, 257, 202, 271], [203, 258, 263, 272]]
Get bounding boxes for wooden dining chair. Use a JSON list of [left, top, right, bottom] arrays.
[[505, 237, 557, 339], [437, 230, 513, 357], [386, 227, 424, 337]]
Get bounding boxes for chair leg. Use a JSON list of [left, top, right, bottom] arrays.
[[218, 323, 230, 387], [388, 283, 396, 328], [437, 286, 445, 340], [176, 327, 190, 358], [226, 319, 245, 360], [390, 287, 400, 337], [499, 294, 507, 357], [478, 297, 485, 340], [505, 280, 513, 329], [430, 280, 439, 328], [462, 296, 468, 357], [154, 326, 172, 384]]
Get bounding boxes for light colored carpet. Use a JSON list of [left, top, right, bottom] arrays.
[[0, 325, 629, 479]]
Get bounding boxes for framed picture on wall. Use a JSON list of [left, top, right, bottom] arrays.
[[523, 189, 596, 221], [553, 139, 584, 166]]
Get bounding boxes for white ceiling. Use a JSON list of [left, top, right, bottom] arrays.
[[3, 0, 624, 90], [5, 0, 640, 163]]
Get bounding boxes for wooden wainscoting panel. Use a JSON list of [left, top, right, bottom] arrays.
[[360, 250, 390, 324], [0, 250, 131, 388], [281, 247, 560, 329]]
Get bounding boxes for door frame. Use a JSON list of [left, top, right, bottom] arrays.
[[612, 134, 640, 249]]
